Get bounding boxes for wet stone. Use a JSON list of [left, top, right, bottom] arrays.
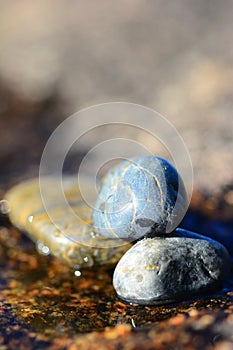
[[93, 156, 188, 240], [113, 228, 231, 305], [4, 177, 131, 268]]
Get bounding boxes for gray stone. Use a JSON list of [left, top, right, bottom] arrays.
[[113, 228, 231, 305]]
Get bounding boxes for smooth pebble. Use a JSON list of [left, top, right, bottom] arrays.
[[93, 156, 188, 240], [113, 228, 231, 305]]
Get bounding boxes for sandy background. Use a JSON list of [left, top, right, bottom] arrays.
[[0, 0, 232, 192]]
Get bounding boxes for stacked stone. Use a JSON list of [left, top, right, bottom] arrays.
[[93, 156, 231, 305]]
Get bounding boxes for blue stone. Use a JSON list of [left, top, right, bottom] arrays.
[[93, 156, 188, 240]]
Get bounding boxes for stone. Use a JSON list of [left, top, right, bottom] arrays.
[[93, 156, 188, 240], [4, 177, 131, 268], [113, 228, 231, 305]]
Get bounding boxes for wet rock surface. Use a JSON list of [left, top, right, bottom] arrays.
[[0, 221, 233, 349], [4, 177, 131, 268], [113, 229, 231, 305]]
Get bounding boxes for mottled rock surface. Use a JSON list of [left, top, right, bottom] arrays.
[[113, 229, 231, 305]]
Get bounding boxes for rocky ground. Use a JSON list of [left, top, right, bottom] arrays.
[[0, 212, 233, 350]]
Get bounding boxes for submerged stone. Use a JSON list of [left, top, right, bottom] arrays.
[[93, 156, 188, 241], [4, 177, 131, 268], [113, 228, 231, 305]]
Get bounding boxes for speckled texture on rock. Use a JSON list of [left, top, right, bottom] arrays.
[[113, 228, 231, 305], [93, 156, 188, 240]]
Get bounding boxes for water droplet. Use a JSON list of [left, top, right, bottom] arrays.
[[81, 254, 94, 267], [28, 215, 34, 223], [36, 241, 50, 256], [74, 270, 82, 277], [90, 231, 98, 238], [131, 318, 136, 328], [83, 256, 89, 263], [0, 200, 10, 214]]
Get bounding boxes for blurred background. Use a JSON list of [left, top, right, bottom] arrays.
[[0, 0, 232, 194]]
